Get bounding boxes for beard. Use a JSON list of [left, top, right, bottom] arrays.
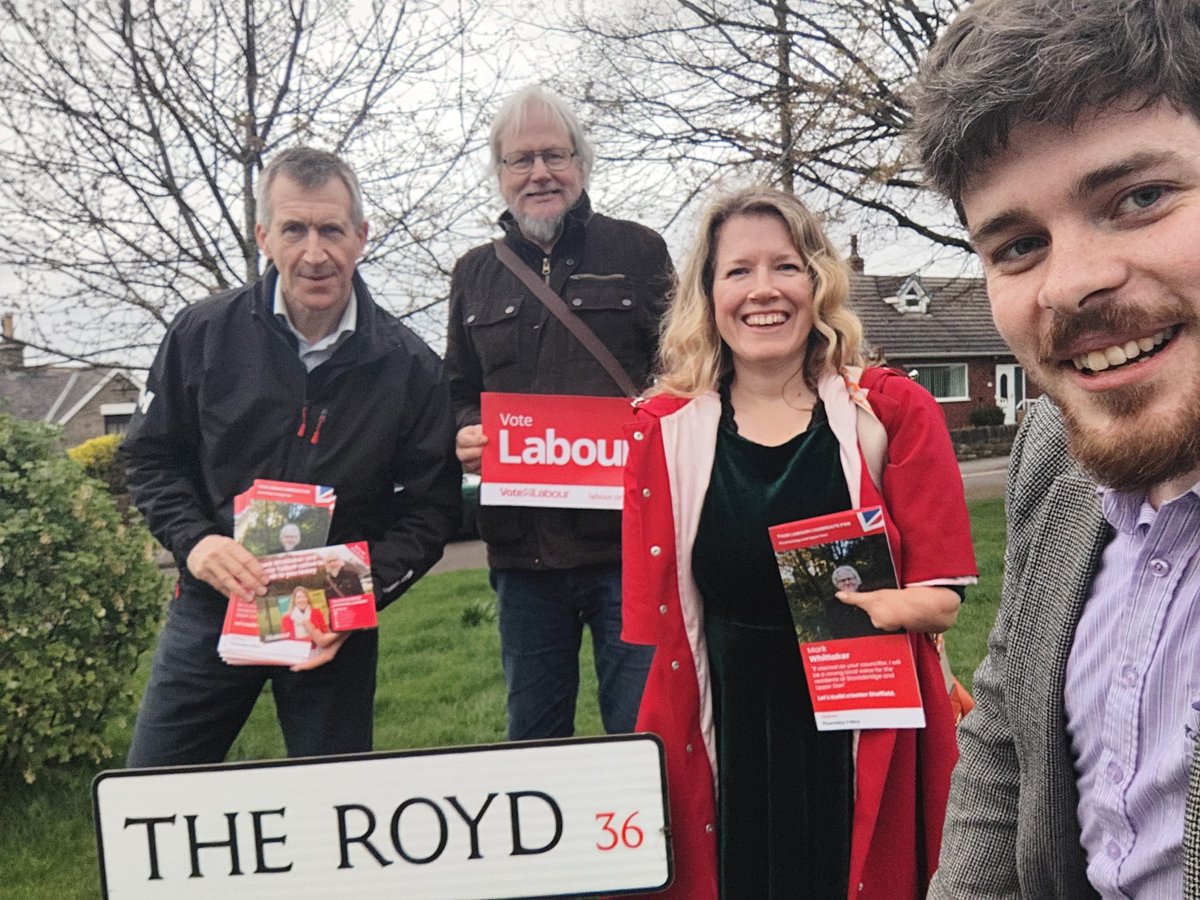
[[1060, 390, 1200, 493], [1037, 298, 1200, 492], [514, 209, 565, 247]]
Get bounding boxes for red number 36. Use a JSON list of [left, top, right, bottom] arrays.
[[595, 811, 644, 850]]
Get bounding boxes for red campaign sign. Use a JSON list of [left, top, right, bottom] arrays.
[[480, 392, 636, 510]]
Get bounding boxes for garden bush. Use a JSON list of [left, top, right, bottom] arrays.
[[66, 432, 126, 496], [0, 414, 165, 782], [968, 404, 1006, 427]]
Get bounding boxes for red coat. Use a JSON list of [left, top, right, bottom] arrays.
[[621, 367, 978, 900], [282, 605, 327, 641]]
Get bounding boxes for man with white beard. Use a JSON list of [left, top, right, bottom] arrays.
[[444, 85, 673, 741]]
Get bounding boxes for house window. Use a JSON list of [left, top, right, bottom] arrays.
[[104, 414, 132, 435], [884, 275, 931, 315], [910, 364, 968, 401], [101, 402, 136, 435]]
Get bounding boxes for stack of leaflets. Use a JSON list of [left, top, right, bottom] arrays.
[[217, 480, 377, 666], [769, 506, 924, 731]]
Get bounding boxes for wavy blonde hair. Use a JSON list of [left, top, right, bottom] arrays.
[[653, 186, 864, 398]]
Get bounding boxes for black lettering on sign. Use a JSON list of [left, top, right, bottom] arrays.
[[124, 815, 176, 881], [185, 812, 242, 877], [446, 793, 499, 860], [391, 797, 449, 864], [250, 808, 292, 874], [509, 791, 563, 856], [335, 804, 393, 869]]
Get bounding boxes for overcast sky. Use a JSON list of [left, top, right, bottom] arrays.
[[1, 0, 976, 368]]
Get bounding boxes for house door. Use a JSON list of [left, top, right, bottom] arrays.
[[995, 364, 1026, 424]]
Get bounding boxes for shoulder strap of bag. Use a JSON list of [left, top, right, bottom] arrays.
[[493, 238, 639, 398]]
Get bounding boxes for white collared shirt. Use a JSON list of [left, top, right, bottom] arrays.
[[273, 279, 357, 372]]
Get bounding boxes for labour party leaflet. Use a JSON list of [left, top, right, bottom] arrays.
[[219, 481, 376, 666], [769, 506, 924, 730], [218, 541, 377, 667], [479, 392, 635, 510], [232, 479, 335, 556]]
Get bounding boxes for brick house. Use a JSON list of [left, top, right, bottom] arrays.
[[0, 314, 143, 446], [848, 264, 1041, 430]]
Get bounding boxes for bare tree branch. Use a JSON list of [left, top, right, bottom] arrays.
[[0, 0, 501, 364], [558, 0, 967, 259]]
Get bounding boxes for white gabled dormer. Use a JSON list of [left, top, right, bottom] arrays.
[[883, 275, 930, 315]]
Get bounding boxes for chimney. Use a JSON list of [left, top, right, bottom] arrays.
[[847, 235, 865, 274], [0, 311, 25, 370]]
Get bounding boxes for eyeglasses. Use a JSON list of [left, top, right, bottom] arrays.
[[500, 148, 577, 174]]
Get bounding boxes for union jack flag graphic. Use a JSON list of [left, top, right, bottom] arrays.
[[314, 485, 337, 507], [856, 506, 885, 533]]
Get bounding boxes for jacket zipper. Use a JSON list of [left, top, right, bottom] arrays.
[[263, 297, 359, 480], [542, 256, 551, 284], [309, 408, 327, 445], [290, 400, 328, 482], [296, 401, 329, 446]]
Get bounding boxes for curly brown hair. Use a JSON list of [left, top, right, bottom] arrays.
[[911, 0, 1200, 209]]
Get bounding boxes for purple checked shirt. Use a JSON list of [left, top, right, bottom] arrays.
[[1065, 483, 1200, 899]]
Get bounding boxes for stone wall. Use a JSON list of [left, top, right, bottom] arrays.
[[949, 423, 1018, 461]]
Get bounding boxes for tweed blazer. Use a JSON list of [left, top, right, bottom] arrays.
[[929, 398, 1200, 898]]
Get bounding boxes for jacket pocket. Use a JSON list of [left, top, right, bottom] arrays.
[[464, 296, 524, 376], [561, 276, 642, 369]]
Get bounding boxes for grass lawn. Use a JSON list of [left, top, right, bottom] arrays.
[[0, 499, 1004, 898], [947, 497, 1005, 695]]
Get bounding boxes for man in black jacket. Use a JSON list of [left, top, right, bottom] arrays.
[[445, 86, 674, 740], [122, 147, 460, 766], [323, 553, 365, 599]]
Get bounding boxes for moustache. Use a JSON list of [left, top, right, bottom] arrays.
[[1038, 300, 1189, 362]]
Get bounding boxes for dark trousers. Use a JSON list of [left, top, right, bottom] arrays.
[[126, 582, 377, 767], [492, 563, 652, 741]]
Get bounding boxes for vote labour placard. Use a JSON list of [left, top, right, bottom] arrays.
[[479, 392, 635, 510], [94, 735, 671, 900]]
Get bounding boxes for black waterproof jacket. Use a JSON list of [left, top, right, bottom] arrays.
[[445, 193, 673, 569], [122, 268, 460, 608]]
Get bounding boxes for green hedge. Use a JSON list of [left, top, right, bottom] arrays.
[[0, 415, 165, 782], [968, 404, 1006, 427]]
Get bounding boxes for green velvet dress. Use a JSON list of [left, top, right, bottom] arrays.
[[691, 403, 855, 898]]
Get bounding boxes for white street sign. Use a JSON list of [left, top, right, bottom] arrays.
[[94, 734, 670, 899]]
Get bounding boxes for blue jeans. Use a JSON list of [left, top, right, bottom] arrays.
[[492, 564, 652, 741]]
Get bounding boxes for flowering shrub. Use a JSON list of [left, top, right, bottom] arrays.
[[67, 432, 126, 496]]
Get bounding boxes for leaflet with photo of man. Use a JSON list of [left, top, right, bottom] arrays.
[[217, 542, 376, 667], [232, 479, 336, 557], [258, 542, 375, 636], [769, 507, 924, 731]]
